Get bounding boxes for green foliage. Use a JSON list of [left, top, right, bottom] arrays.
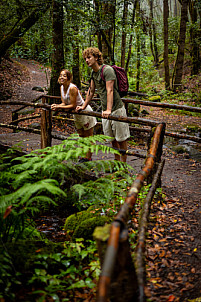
[[71, 165, 135, 210], [0, 134, 124, 242], [0, 250, 22, 301], [0, 239, 100, 301], [27, 239, 100, 301]]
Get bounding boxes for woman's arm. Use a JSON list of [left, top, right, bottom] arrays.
[[51, 86, 77, 111], [76, 79, 95, 111]]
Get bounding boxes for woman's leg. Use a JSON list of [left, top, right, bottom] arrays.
[[112, 140, 121, 161], [77, 127, 94, 160]]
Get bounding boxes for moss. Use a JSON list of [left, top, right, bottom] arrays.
[[64, 210, 95, 232], [186, 125, 200, 133], [172, 145, 188, 154], [93, 224, 111, 242], [128, 103, 140, 117], [149, 95, 161, 102], [72, 216, 110, 240]]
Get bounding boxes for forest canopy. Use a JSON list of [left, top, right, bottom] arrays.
[[0, 0, 201, 94]]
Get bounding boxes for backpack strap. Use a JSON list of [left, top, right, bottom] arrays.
[[100, 64, 106, 82]]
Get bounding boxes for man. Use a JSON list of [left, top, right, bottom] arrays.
[[76, 47, 130, 162]]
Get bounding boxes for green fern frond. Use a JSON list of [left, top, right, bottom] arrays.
[[12, 170, 38, 189], [0, 179, 66, 211]]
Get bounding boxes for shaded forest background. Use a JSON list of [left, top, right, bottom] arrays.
[[0, 0, 201, 100]]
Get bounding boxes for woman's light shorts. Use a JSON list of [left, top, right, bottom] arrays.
[[74, 105, 97, 130], [102, 106, 130, 142]]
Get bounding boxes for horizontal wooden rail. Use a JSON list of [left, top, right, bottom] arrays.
[[1, 99, 200, 144], [1, 96, 201, 113], [122, 98, 201, 113]]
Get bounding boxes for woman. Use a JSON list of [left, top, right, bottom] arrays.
[[51, 69, 97, 161]]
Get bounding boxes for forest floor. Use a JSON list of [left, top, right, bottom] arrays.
[[0, 58, 201, 302]]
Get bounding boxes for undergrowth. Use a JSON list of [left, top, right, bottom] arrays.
[[0, 133, 157, 301]]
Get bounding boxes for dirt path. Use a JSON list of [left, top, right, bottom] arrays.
[[0, 59, 201, 301]]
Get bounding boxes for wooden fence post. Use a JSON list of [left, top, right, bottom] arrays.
[[12, 111, 18, 133], [41, 96, 52, 148], [95, 224, 139, 302]]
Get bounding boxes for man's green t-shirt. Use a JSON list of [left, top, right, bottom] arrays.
[[92, 65, 123, 112]]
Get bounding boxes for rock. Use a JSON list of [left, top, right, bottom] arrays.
[[32, 86, 44, 92], [128, 103, 140, 117], [148, 95, 161, 102]]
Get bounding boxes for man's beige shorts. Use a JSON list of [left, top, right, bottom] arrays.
[[102, 106, 130, 142], [74, 105, 97, 130]]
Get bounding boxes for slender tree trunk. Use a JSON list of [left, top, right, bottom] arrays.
[[125, 0, 137, 73], [189, 0, 200, 75], [112, 0, 116, 63], [72, 31, 81, 89], [101, 0, 115, 63], [172, 0, 189, 91], [121, 0, 128, 68], [163, 0, 170, 89], [136, 0, 141, 91], [149, 0, 159, 67], [49, 0, 64, 97], [72, 10, 81, 89], [94, 0, 102, 51]]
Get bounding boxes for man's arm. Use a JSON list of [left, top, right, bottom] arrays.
[[76, 80, 95, 111], [102, 80, 114, 118]]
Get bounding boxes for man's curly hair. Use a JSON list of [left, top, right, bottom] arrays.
[[82, 47, 103, 65]]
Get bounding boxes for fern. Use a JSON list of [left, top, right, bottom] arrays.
[[0, 134, 131, 242]]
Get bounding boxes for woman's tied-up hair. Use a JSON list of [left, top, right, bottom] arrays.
[[82, 47, 103, 65], [58, 69, 73, 85]]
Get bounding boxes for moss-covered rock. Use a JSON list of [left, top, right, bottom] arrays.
[[72, 216, 110, 240], [128, 103, 140, 117], [64, 210, 95, 233], [172, 145, 189, 154], [149, 95, 161, 102], [186, 125, 201, 133], [64, 208, 112, 240]]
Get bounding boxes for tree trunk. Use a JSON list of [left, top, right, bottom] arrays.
[[0, 3, 51, 61], [189, 0, 200, 75], [94, 0, 102, 51], [72, 10, 81, 89], [149, 0, 159, 67], [172, 0, 189, 91], [49, 0, 64, 97], [136, 0, 140, 92], [163, 0, 170, 89], [121, 0, 128, 68], [101, 0, 115, 63], [125, 0, 137, 73]]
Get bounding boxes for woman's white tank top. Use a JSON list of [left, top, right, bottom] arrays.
[[61, 83, 84, 106]]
